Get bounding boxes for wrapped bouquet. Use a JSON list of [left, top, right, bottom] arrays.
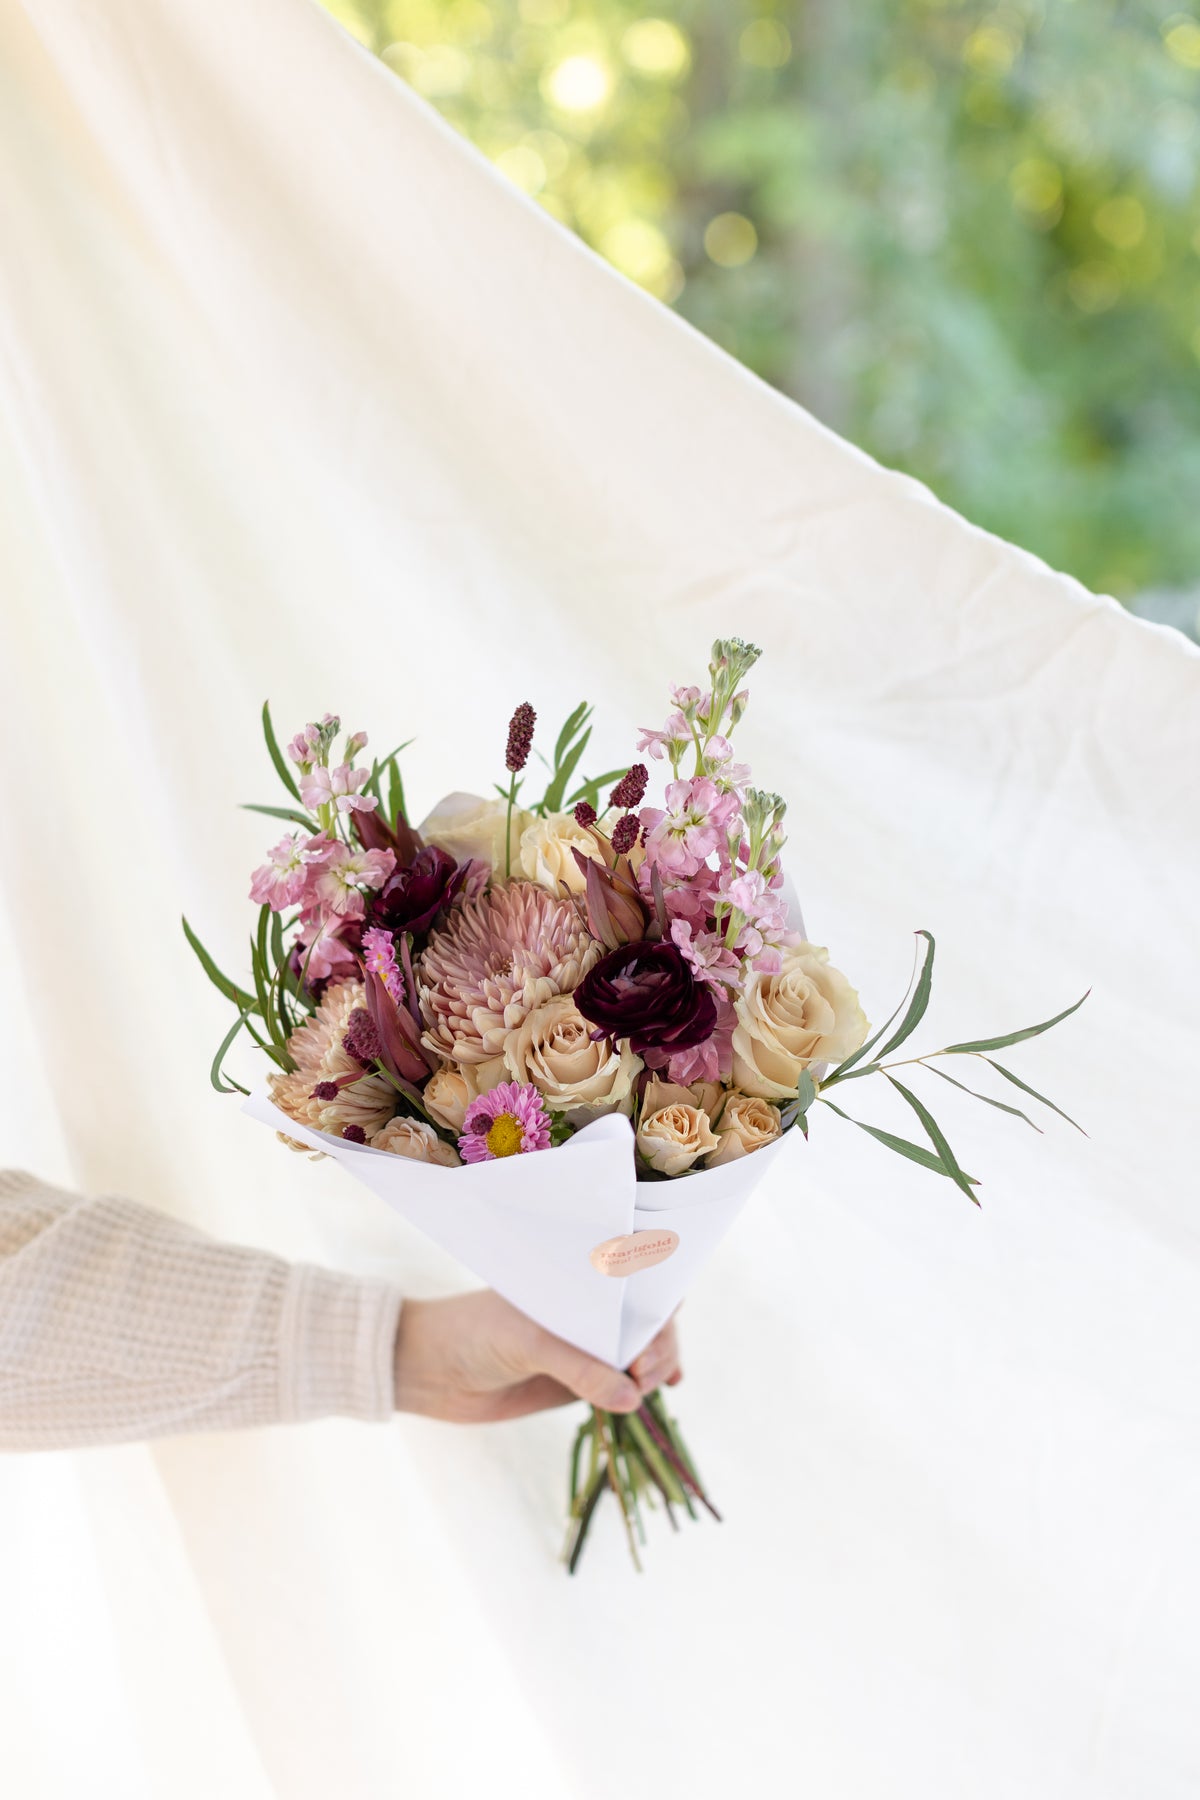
[[186, 640, 1085, 1569]]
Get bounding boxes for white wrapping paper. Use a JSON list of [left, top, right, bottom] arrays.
[[243, 1089, 788, 1367]]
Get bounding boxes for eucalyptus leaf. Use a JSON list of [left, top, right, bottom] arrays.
[[885, 1075, 980, 1204], [553, 702, 591, 770], [926, 1062, 1042, 1131], [819, 1096, 978, 1183], [873, 930, 935, 1061], [823, 930, 932, 1084], [937, 990, 1089, 1056], [981, 1058, 1088, 1135]]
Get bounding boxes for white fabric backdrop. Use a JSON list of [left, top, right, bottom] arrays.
[[1, 0, 1198, 1794]]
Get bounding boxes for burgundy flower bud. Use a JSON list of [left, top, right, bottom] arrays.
[[342, 1124, 367, 1144], [505, 702, 536, 773], [574, 800, 597, 828], [574, 939, 717, 1057], [611, 812, 640, 855], [368, 845, 464, 939], [609, 763, 648, 811], [342, 1008, 383, 1069]]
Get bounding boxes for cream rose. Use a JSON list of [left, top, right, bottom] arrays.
[[705, 1093, 782, 1167], [518, 812, 605, 896], [504, 994, 641, 1124], [419, 791, 535, 874], [731, 942, 868, 1100], [370, 1116, 461, 1166], [636, 1102, 719, 1176]]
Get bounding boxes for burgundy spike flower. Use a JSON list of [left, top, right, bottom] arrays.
[[574, 800, 597, 828], [506, 702, 536, 773], [611, 812, 640, 855], [342, 1008, 383, 1069], [609, 763, 648, 811]]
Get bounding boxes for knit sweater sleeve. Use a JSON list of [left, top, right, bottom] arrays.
[[0, 1169, 402, 1449]]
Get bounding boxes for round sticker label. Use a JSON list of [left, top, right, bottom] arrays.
[[589, 1229, 680, 1278]]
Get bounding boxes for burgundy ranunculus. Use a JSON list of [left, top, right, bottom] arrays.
[[574, 939, 717, 1058], [368, 845, 464, 938]]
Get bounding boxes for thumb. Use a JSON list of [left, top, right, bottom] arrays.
[[533, 1329, 640, 1413]]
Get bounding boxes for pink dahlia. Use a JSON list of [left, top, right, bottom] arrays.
[[459, 1082, 551, 1163], [417, 881, 600, 1068]]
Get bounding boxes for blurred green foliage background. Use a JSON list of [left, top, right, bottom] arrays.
[[320, 0, 1200, 631]]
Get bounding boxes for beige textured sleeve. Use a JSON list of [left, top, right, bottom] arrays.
[[0, 1169, 402, 1449]]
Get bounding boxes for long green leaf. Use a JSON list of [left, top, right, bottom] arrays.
[[937, 990, 1090, 1057], [241, 803, 317, 831], [210, 1010, 253, 1095], [553, 702, 591, 770], [925, 1063, 1042, 1131], [981, 1058, 1088, 1135], [873, 930, 935, 1061], [566, 766, 630, 811], [819, 1097, 978, 1183], [885, 1075, 980, 1204], [824, 930, 932, 1085], [262, 700, 302, 801], [182, 916, 258, 1012], [543, 725, 592, 814]]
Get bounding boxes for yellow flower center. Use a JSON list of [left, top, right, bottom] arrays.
[[486, 1114, 525, 1158]]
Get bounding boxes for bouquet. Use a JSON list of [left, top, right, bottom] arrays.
[[186, 639, 1085, 1570]]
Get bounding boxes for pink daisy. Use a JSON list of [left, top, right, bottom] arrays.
[[458, 1082, 552, 1163]]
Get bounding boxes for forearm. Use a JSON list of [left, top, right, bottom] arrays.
[[0, 1170, 402, 1449]]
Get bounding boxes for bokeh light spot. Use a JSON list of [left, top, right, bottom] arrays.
[[1009, 157, 1063, 223], [704, 212, 758, 267], [542, 54, 613, 113], [739, 19, 791, 69], [1067, 261, 1122, 313], [1164, 18, 1200, 69], [622, 19, 691, 80], [1094, 195, 1146, 249], [494, 145, 548, 194]]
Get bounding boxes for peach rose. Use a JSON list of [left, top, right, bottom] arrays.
[[730, 942, 868, 1100], [504, 994, 641, 1124], [641, 1076, 723, 1119], [370, 1116, 461, 1166], [519, 812, 606, 896], [636, 1102, 720, 1176], [705, 1093, 782, 1167], [422, 1065, 473, 1134]]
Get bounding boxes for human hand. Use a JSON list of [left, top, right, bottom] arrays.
[[392, 1289, 682, 1423]]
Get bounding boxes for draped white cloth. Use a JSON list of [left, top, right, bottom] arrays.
[[2, 0, 1198, 1793]]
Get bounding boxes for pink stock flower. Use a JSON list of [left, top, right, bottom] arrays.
[[640, 778, 740, 878], [249, 833, 314, 910], [310, 843, 396, 920], [294, 919, 361, 984], [704, 736, 752, 793], [669, 918, 741, 989], [636, 712, 692, 762], [362, 925, 405, 1006], [287, 725, 321, 767], [458, 1082, 552, 1163], [300, 762, 378, 815], [666, 990, 735, 1085]]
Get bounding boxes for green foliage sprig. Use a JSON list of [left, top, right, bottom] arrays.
[[794, 931, 1087, 1202]]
